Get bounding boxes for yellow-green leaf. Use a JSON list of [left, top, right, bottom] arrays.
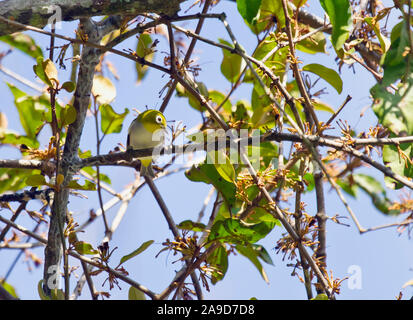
[[37, 280, 51, 300], [177, 220, 206, 232], [92, 75, 116, 105], [50, 288, 65, 300], [26, 174, 46, 186], [312, 293, 329, 300], [100, 104, 129, 135], [74, 241, 98, 255], [236, 244, 269, 283], [61, 81, 76, 93], [1, 281, 18, 299], [61, 104, 77, 127], [66, 180, 96, 191], [33, 58, 58, 87], [0, 33, 43, 59], [219, 39, 245, 83], [236, 0, 262, 24], [312, 99, 335, 113], [207, 150, 236, 183], [136, 33, 155, 84], [129, 286, 146, 300], [303, 63, 343, 94], [120, 240, 154, 265], [319, 0, 352, 51]]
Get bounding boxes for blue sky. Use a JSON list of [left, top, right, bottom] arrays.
[[0, 0, 412, 300]]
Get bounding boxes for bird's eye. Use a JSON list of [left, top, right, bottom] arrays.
[[156, 115, 163, 124]]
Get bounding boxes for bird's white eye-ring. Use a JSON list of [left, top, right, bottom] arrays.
[[155, 115, 163, 124]]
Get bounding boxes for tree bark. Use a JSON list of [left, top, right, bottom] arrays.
[[0, 0, 184, 36], [42, 16, 122, 296]]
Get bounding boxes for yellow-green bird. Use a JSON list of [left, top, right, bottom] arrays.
[[127, 109, 167, 178]]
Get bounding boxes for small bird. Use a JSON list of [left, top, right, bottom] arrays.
[[127, 109, 167, 178]]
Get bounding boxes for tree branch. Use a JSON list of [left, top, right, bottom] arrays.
[[42, 17, 121, 297], [0, 0, 184, 36]]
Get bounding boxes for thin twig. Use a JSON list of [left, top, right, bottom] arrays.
[[92, 98, 110, 237], [144, 176, 204, 300], [281, 0, 320, 133], [159, 0, 213, 113], [294, 160, 313, 299], [313, 159, 327, 294], [325, 95, 352, 127]]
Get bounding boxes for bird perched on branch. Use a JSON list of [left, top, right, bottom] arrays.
[[127, 109, 167, 178]]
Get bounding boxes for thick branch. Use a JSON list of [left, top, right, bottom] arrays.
[[42, 17, 121, 297], [0, 0, 184, 36]]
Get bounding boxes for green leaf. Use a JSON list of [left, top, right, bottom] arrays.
[[292, 0, 308, 8], [177, 220, 206, 232], [66, 180, 96, 191], [0, 131, 39, 149], [129, 286, 146, 300], [177, 81, 209, 112], [207, 150, 236, 183], [61, 81, 76, 93], [208, 218, 276, 244], [371, 77, 413, 136], [206, 244, 228, 284], [219, 38, 245, 83], [81, 166, 112, 185], [249, 140, 278, 168], [186, 162, 237, 206], [312, 293, 329, 300], [232, 100, 252, 122], [364, 17, 390, 53], [100, 104, 129, 135], [78, 149, 92, 159], [303, 172, 315, 192], [176, 84, 233, 115], [0, 33, 43, 59], [120, 240, 154, 265], [60, 105, 77, 127], [33, 57, 58, 88], [319, 0, 352, 51], [296, 27, 327, 54], [312, 99, 335, 113], [251, 80, 272, 112], [237, 0, 262, 24], [50, 288, 65, 300], [253, 38, 289, 77], [92, 75, 116, 105], [136, 33, 155, 83], [252, 244, 274, 265], [353, 174, 396, 214], [209, 90, 233, 114], [0, 281, 18, 299], [336, 177, 358, 197], [74, 241, 98, 255], [37, 280, 51, 300], [244, 207, 281, 225], [7, 83, 45, 139], [374, 21, 409, 87], [0, 168, 36, 193], [382, 141, 412, 190], [26, 174, 46, 187], [260, 0, 286, 28], [236, 243, 269, 283], [302, 63, 343, 94]]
